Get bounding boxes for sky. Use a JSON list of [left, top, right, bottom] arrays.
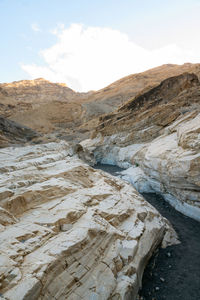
[[1, 0, 200, 91]]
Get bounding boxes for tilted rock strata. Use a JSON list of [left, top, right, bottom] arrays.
[[0, 142, 177, 299], [124, 113, 200, 220], [78, 73, 200, 221], [1, 63, 200, 141], [92, 73, 199, 139], [80, 63, 200, 122]]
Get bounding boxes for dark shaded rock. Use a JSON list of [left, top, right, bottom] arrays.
[[0, 116, 39, 147]]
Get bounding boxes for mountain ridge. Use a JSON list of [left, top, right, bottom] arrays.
[[1, 63, 200, 145]]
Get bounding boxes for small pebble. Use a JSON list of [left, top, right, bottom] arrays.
[[160, 277, 165, 282], [155, 286, 160, 291], [167, 252, 171, 257]]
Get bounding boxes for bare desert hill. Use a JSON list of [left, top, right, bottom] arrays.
[[79, 63, 200, 121], [0, 63, 200, 145]]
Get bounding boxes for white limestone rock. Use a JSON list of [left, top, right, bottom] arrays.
[[118, 167, 153, 193], [0, 142, 176, 300], [79, 112, 200, 221]]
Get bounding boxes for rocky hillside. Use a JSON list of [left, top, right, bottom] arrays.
[[78, 72, 200, 221], [1, 63, 200, 144], [0, 78, 81, 119], [0, 116, 39, 148], [80, 63, 200, 123], [0, 78, 87, 139], [92, 72, 199, 138], [0, 142, 177, 300]]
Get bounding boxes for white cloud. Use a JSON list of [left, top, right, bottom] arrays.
[[22, 23, 200, 92], [31, 23, 41, 32]]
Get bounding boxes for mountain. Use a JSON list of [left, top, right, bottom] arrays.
[[1, 63, 200, 144], [0, 78, 87, 140], [79, 63, 200, 123]]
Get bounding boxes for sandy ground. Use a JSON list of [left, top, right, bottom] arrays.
[[94, 163, 200, 300]]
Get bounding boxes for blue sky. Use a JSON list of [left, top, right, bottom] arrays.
[[1, 0, 200, 91]]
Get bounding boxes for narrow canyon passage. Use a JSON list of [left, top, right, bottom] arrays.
[[94, 163, 200, 300]]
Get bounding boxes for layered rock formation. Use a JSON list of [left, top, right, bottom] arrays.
[[0, 142, 177, 300], [1, 64, 200, 299], [1, 63, 200, 143], [78, 73, 200, 221], [80, 63, 200, 123]]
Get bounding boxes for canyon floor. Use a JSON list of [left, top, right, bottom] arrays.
[[94, 164, 200, 300], [139, 193, 200, 300]]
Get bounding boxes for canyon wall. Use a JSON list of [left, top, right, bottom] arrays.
[[78, 73, 200, 221]]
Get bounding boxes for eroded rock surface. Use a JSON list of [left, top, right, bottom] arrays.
[[0, 142, 177, 300], [78, 73, 200, 221]]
